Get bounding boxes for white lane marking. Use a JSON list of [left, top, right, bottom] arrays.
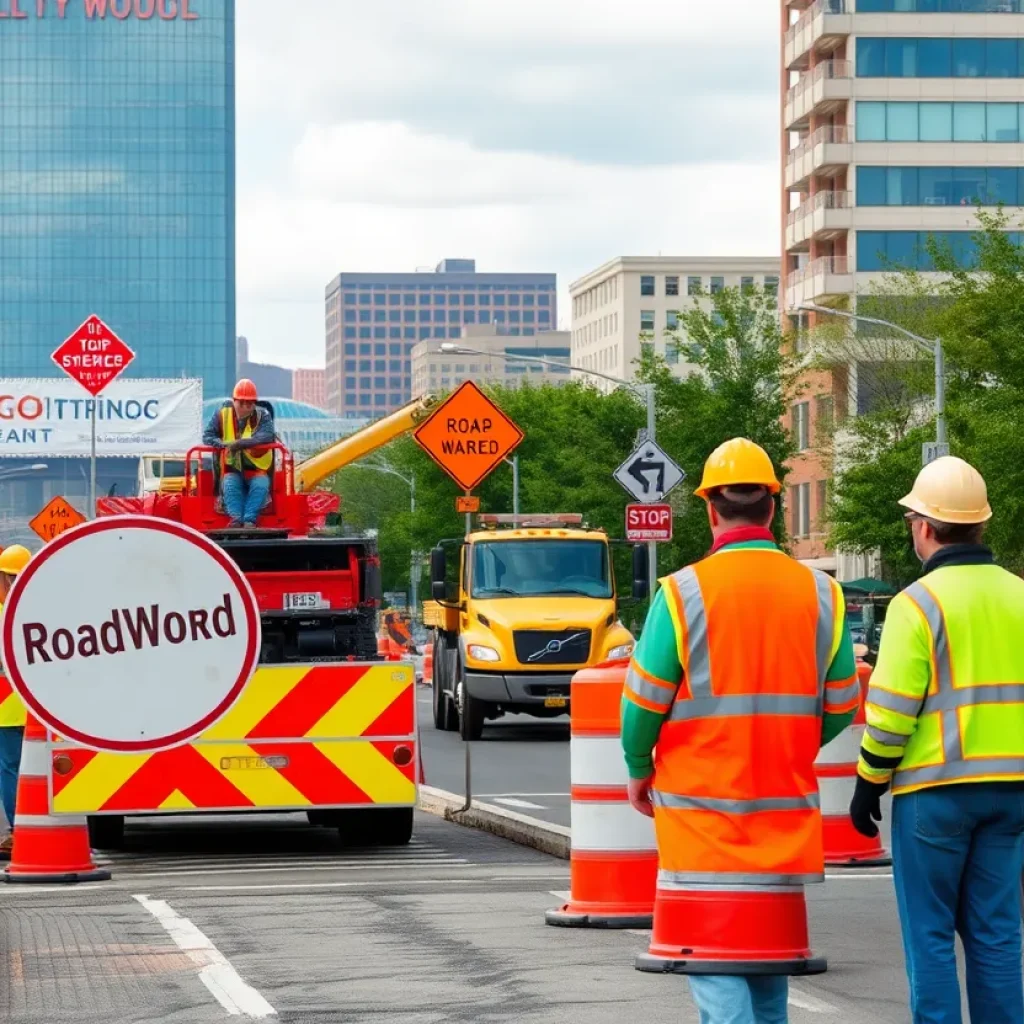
[[183, 878, 483, 892], [788, 984, 838, 1014], [134, 894, 276, 1019], [118, 858, 468, 879], [549, 890, 571, 901], [478, 792, 569, 798], [492, 798, 547, 810], [2, 883, 114, 894], [825, 872, 893, 880]]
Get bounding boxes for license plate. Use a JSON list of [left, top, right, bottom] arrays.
[[219, 755, 289, 771], [544, 696, 567, 708], [284, 592, 325, 610]]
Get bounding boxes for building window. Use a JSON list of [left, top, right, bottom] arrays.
[[359, 309, 371, 323], [765, 275, 779, 295], [855, 230, 1009, 271], [791, 483, 811, 539], [640, 275, 655, 296], [741, 276, 755, 293], [344, 328, 356, 340], [665, 344, 680, 366], [792, 402, 810, 451], [858, 0, 1023, 8], [687, 276, 702, 295], [359, 327, 371, 339], [816, 395, 834, 443], [344, 293, 357, 305], [640, 310, 655, 332], [640, 342, 654, 358], [856, 101, 1024, 143], [857, 165, 1023, 206], [858, 37, 1024, 78], [666, 310, 679, 330], [665, 276, 679, 297], [710, 277, 725, 294], [816, 480, 829, 531]]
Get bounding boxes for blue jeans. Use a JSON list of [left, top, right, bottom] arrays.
[[892, 782, 1024, 1024], [0, 725, 24, 827], [222, 471, 269, 525], [687, 975, 789, 1024]]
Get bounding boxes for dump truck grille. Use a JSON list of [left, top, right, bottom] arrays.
[[512, 629, 592, 666]]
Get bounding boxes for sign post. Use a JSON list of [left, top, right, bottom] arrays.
[[51, 316, 136, 519], [1, 515, 260, 753]]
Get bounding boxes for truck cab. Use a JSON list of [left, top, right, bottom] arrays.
[[423, 513, 648, 740]]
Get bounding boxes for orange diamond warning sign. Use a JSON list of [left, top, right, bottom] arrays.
[[29, 496, 86, 543], [413, 381, 524, 491]]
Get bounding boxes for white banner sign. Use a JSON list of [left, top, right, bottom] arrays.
[[0, 378, 202, 457]]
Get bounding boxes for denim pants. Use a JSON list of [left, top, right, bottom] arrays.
[[0, 725, 24, 828], [892, 782, 1024, 1024], [222, 471, 269, 525], [687, 975, 789, 1024]]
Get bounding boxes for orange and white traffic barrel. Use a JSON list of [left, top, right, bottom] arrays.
[[636, 883, 827, 976], [546, 659, 657, 928], [422, 643, 434, 687], [814, 657, 891, 867], [4, 714, 111, 885]]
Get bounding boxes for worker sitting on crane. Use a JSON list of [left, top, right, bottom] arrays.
[[202, 378, 276, 527]]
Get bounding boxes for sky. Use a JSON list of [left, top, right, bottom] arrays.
[[234, 0, 782, 369]]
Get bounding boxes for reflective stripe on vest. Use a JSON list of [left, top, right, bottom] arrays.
[[888, 580, 1024, 791], [221, 407, 272, 472]]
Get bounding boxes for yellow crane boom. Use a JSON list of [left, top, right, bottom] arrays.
[[292, 394, 438, 493]]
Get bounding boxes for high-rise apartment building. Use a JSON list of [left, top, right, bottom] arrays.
[[325, 259, 557, 418], [570, 257, 780, 387], [0, 0, 236, 397], [410, 326, 571, 398], [781, 0, 1024, 570], [292, 369, 327, 410]]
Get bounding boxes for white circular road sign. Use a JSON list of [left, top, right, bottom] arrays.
[[0, 515, 261, 753]]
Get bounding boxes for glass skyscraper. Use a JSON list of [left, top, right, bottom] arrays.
[[0, 0, 235, 396]]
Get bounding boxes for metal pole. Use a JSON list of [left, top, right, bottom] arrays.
[[89, 398, 97, 519], [512, 455, 520, 516], [460, 488, 472, 812], [409, 473, 416, 618], [645, 385, 658, 601], [934, 338, 946, 448]]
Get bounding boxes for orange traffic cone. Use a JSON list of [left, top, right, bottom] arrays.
[[815, 658, 891, 868], [635, 882, 827, 976], [3, 714, 111, 885], [422, 643, 434, 687], [546, 660, 657, 928]]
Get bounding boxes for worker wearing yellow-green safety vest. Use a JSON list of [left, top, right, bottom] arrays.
[[0, 544, 32, 859], [850, 456, 1024, 1024]]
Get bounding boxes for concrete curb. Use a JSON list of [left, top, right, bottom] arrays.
[[417, 785, 570, 860]]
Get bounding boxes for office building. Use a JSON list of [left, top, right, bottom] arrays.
[[293, 369, 327, 410], [411, 327, 571, 398], [325, 259, 558, 417], [781, 0, 1024, 570], [0, 0, 236, 397], [569, 257, 780, 387]]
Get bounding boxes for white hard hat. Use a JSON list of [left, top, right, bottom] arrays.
[[899, 455, 992, 525]]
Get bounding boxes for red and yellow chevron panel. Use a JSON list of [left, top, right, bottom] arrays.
[[50, 662, 417, 815]]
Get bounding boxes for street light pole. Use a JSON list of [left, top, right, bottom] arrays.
[[438, 344, 661, 598], [798, 303, 947, 465], [503, 455, 519, 516]]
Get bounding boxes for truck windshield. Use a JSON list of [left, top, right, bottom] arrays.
[[471, 540, 612, 599], [150, 460, 186, 478]]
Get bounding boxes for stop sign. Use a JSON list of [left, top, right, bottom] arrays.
[[52, 315, 135, 397], [626, 503, 673, 542]]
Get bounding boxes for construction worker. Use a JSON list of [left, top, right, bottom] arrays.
[[0, 544, 31, 859], [851, 455, 1024, 1024], [622, 438, 860, 1023], [202, 378, 275, 527]]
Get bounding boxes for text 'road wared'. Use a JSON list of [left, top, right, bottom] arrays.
[[22, 592, 237, 665]]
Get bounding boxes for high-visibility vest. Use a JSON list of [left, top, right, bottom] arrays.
[[220, 406, 272, 474], [648, 548, 847, 886], [0, 601, 26, 728], [864, 563, 1024, 796]]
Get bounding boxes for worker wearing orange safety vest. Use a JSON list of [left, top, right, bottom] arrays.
[[202, 378, 275, 527], [622, 438, 859, 1023], [0, 544, 32, 859]]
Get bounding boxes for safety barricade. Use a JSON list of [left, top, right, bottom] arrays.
[[4, 714, 110, 885], [546, 659, 657, 928], [814, 658, 891, 868], [422, 643, 434, 687]]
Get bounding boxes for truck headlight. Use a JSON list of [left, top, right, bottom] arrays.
[[467, 644, 500, 662], [607, 643, 634, 661]]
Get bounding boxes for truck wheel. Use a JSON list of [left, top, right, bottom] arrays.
[[87, 815, 125, 851], [456, 667, 485, 741], [337, 807, 414, 847], [432, 636, 458, 731]]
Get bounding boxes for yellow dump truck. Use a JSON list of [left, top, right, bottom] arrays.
[[422, 513, 647, 739]]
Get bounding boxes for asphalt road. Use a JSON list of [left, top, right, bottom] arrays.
[[0, 810, 936, 1023], [416, 683, 572, 826]]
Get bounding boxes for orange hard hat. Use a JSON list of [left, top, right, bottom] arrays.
[[232, 378, 258, 401]]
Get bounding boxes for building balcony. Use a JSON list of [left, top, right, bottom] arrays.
[[785, 125, 853, 191], [785, 0, 852, 71], [784, 60, 852, 131], [785, 191, 853, 251], [784, 257, 853, 312]]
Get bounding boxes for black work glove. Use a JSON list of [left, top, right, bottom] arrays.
[[850, 776, 890, 838]]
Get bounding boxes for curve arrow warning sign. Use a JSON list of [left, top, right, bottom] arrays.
[[614, 440, 685, 503]]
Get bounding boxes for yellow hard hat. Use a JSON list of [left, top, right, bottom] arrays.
[[0, 544, 31, 576], [694, 437, 782, 499], [899, 455, 992, 525]]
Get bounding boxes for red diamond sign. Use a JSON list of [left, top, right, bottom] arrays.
[[52, 315, 135, 397]]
